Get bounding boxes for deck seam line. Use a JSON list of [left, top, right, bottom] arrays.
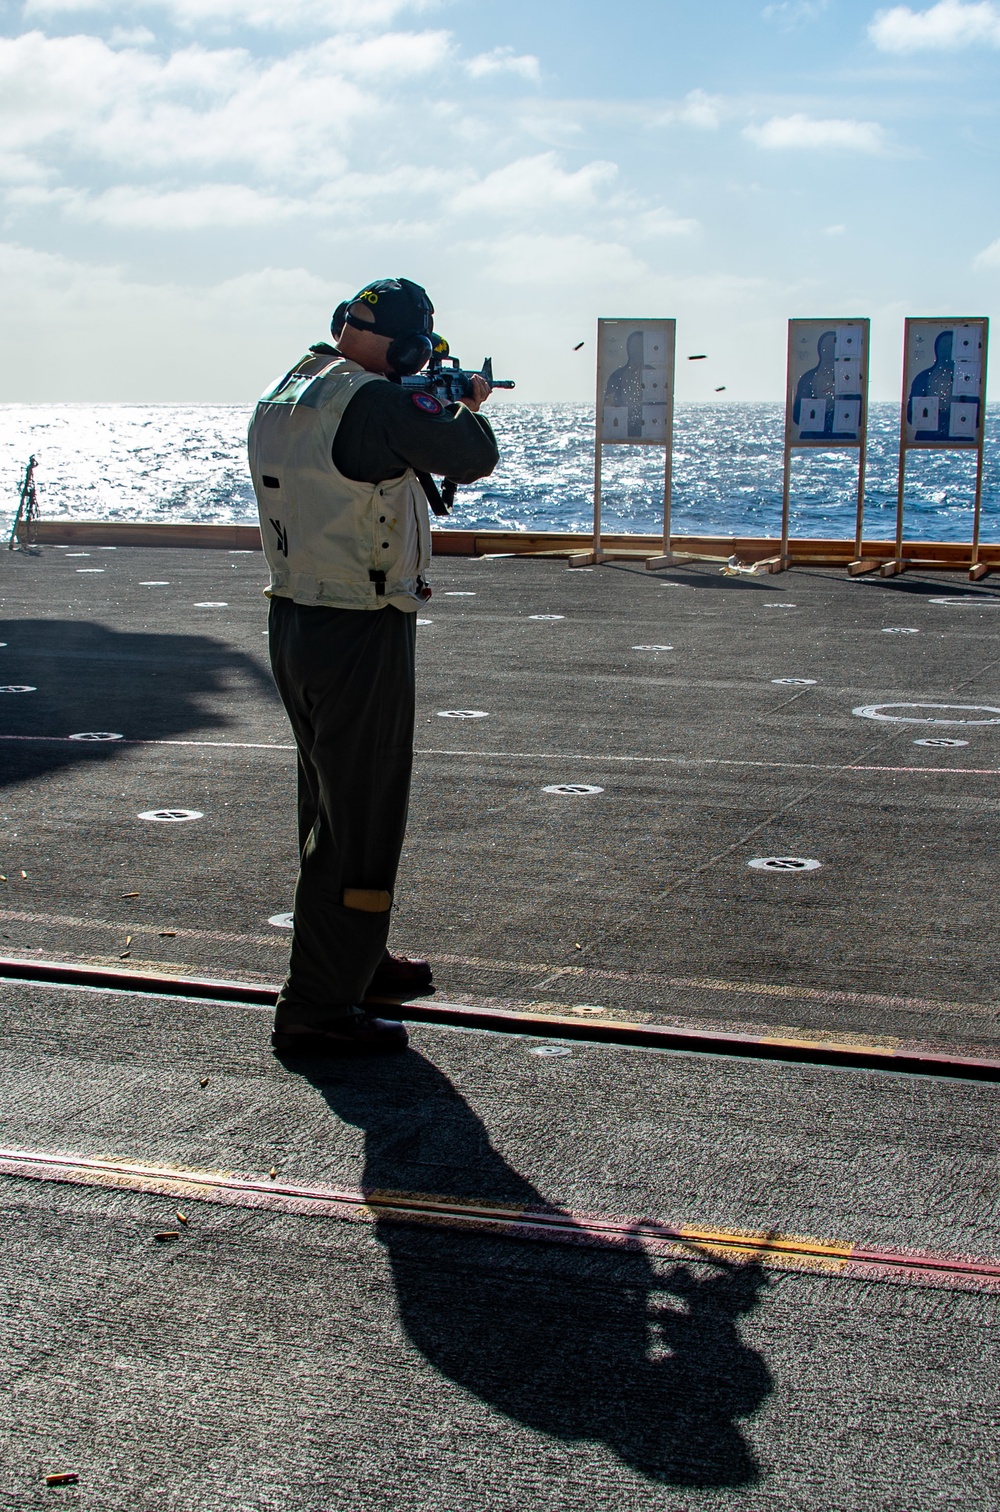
[[1, 1146, 997, 1293]]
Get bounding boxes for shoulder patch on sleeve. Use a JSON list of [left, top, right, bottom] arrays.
[[411, 391, 444, 416]]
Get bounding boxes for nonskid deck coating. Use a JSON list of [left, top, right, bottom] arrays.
[[2, 544, 1000, 1509], [0, 545, 998, 1047]]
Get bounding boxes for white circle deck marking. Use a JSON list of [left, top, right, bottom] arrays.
[[65, 553, 90, 558], [928, 597, 1000, 607], [444, 592, 476, 596], [529, 1045, 573, 1057], [853, 702, 1000, 726], [530, 614, 565, 621], [572, 1005, 606, 1015], [77, 568, 104, 573], [632, 644, 673, 651], [69, 732, 123, 742], [542, 783, 604, 796], [437, 710, 489, 720], [0, 643, 7, 647], [882, 627, 919, 634], [194, 602, 228, 608], [140, 582, 170, 587], [268, 912, 294, 929], [914, 737, 969, 747], [138, 809, 203, 823], [748, 856, 822, 872], [763, 603, 796, 609], [772, 678, 817, 685], [416, 619, 433, 625], [0, 685, 35, 693]]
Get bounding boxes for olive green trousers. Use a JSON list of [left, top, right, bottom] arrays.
[[267, 595, 416, 1027]]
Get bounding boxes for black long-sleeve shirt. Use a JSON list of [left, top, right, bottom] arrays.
[[307, 344, 499, 486]]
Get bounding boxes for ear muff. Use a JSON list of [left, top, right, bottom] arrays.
[[386, 331, 433, 376], [331, 301, 349, 338]]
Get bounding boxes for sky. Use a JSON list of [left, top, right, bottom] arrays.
[[0, 0, 998, 403]]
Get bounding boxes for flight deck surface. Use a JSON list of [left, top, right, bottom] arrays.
[[1, 546, 998, 1508]]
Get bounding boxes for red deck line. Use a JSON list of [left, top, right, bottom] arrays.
[[2, 956, 1000, 1082], [1, 1146, 997, 1294]]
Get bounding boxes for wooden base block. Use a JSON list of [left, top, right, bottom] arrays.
[[755, 554, 790, 574], [970, 561, 990, 581], [879, 559, 906, 578], [644, 553, 675, 571], [567, 550, 599, 568], [848, 558, 883, 576]]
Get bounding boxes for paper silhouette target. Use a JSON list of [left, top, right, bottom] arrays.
[[787, 320, 868, 446], [597, 319, 675, 446], [904, 319, 986, 448]]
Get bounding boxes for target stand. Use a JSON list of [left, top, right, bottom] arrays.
[[765, 319, 870, 576], [872, 318, 990, 583]]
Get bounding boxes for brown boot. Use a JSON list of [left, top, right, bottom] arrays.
[[366, 951, 434, 1001]]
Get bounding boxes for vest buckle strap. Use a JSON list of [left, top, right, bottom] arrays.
[[369, 569, 387, 597]]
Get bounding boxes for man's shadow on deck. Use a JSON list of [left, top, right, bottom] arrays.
[[0, 618, 277, 788], [284, 1048, 772, 1488]]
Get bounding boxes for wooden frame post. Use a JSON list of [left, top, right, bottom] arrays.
[[968, 322, 990, 580], [969, 441, 988, 578], [644, 359, 677, 571], [568, 329, 608, 567]]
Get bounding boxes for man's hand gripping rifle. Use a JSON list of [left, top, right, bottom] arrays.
[[400, 337, 514, 515]]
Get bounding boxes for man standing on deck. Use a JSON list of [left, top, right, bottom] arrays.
[[248, 278, 499, 1055]]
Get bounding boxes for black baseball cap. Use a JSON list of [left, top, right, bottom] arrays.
[[344, 277, 434, 338]]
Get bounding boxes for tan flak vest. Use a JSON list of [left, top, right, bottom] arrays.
[[247, 350, 431, 611]]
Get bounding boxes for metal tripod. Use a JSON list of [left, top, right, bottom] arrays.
[[8, 455, 39, 552]]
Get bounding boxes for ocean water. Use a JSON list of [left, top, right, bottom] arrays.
[[1, 401, 997, 543]]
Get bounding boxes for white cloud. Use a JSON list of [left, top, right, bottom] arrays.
[[79, 183, 299, 228], [676, 88, 721, 129], [653, 89, 722, 129], [7, 163, 469, 227], [0, 151, 51, 184], [0, 30, 455, 179], [744, 113, 888, 152], [23, 0, 433, 29], [108, 25, 156, 46], [465, 45, 540, 81], [623, 207, 700, 239], [973, 237, 1000, 267], [450, 153, 616, 216], [763, 1, 829, 25], [469, 232, 650, 288], [869, 0, 1000, 50], [0, 238, 340, 399], [333, 29, 453, 79], [823, 222, 846, 234]]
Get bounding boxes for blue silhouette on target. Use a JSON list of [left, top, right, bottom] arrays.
[[906, 329, 979, 443], [792, 330, 861, 439]]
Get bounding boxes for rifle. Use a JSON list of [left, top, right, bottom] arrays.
[[399, 340, 514, 407], [400, 341, 513, 515]]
